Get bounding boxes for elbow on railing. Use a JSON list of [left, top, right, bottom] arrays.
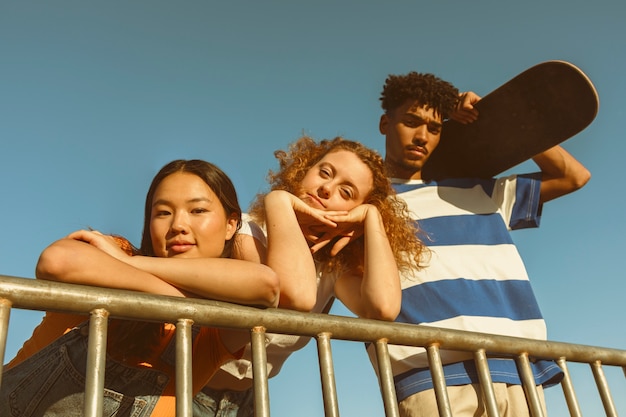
[[2, 275, 626, 417], [275, 293, 317, 312], [359, 302, 400, 322], [34, 238, 73, 282], [257, 266, 281, 308]]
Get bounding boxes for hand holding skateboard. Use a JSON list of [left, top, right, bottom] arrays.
[[422, 61, 599, 180]]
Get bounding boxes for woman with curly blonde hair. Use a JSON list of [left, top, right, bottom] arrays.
[[253, 135, 424, 271], [197, 136, 428, 417], [248, 136, 426, 316]]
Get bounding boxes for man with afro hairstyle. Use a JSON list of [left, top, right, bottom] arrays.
[[368, 71, 591, 416]]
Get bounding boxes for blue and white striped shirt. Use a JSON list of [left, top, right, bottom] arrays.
[[367, 174, 563, 400]]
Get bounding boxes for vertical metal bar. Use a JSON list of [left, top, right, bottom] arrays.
[[590, 360, 618, 417], [473, 350, 500, 417], [374, 338, 400, 417], [176, 319, 194, 417], [515, 353, 544, 417], [556, 358, 582, 417], [426, 344, 452, 417], [317, 332, 339, 417], [0, 299, 12, 390], [84, 308, 109, 417], [251, 326, 270, 417]]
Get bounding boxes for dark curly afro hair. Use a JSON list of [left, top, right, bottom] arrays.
[[380, 72, 459, 120]]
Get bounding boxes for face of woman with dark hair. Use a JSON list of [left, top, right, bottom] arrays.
[[299, 150, 373, 212], [149, 172, 238, 259]]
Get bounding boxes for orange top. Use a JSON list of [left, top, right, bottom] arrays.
[[7, 312, 88, 366], [8, 312, 237, 417], [8, 236, 241, 416]]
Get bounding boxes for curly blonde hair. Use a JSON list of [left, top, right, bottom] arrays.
[[249, 136, 427, 275]]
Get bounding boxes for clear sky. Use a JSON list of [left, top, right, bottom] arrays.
[[1, 1, 625, 415]]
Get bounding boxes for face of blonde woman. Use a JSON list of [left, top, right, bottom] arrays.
[[299, 149, 374, 212], [149, 172, 237, 259]]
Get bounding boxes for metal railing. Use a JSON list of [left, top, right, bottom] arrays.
[[1, 274, 625, 417]]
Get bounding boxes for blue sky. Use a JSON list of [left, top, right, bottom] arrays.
[[1, 1, 625, 415]]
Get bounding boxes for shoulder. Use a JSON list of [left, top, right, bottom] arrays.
[[239, 213, 267, 245], [233, 213, 268, 263]]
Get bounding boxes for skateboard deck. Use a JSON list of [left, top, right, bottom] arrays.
[[422, 60, 599, 180]]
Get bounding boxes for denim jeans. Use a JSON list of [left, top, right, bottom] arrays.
[[0, 322, 168, 417], [192, 386, 254, 417]]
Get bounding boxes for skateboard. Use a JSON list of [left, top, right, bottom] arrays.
[[421, 60, 599, 180]]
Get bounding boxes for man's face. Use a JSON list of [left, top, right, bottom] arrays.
[[380, 100, 443, 180]]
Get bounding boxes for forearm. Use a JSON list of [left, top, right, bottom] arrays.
[[264, 191, 318, 311], [360, 209, 401, 320], [336, 209, 401, 321], [533, 145, 591, 203], [126, 255, 279, 307], [36, 238, 185, 297]]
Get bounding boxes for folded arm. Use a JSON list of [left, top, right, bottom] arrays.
[[36, 237, 186, 297], [452, 92, 590, 203], [329, 205, 401, 321], [262, 190, 329, 311], [37, 231, 280, 308], [533, 145, 591, 203]]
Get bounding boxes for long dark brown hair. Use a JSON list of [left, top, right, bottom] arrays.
[[109, 159, 242, 360]]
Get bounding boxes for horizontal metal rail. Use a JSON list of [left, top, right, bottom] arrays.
[[1, 275, 626, 416]]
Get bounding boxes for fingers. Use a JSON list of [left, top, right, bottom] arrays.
[[303, 224, 334, 241], [451, 91, 480, 124], [65, 230, 124, 255], [309, 231, 356, 256], [329, 235, 352, 257], [308, 228, 343, 254], [317, 216, 339, 227], [66, 229, 100, 242], [309, 238, 331, 254], [294, 209, 340, 228]]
